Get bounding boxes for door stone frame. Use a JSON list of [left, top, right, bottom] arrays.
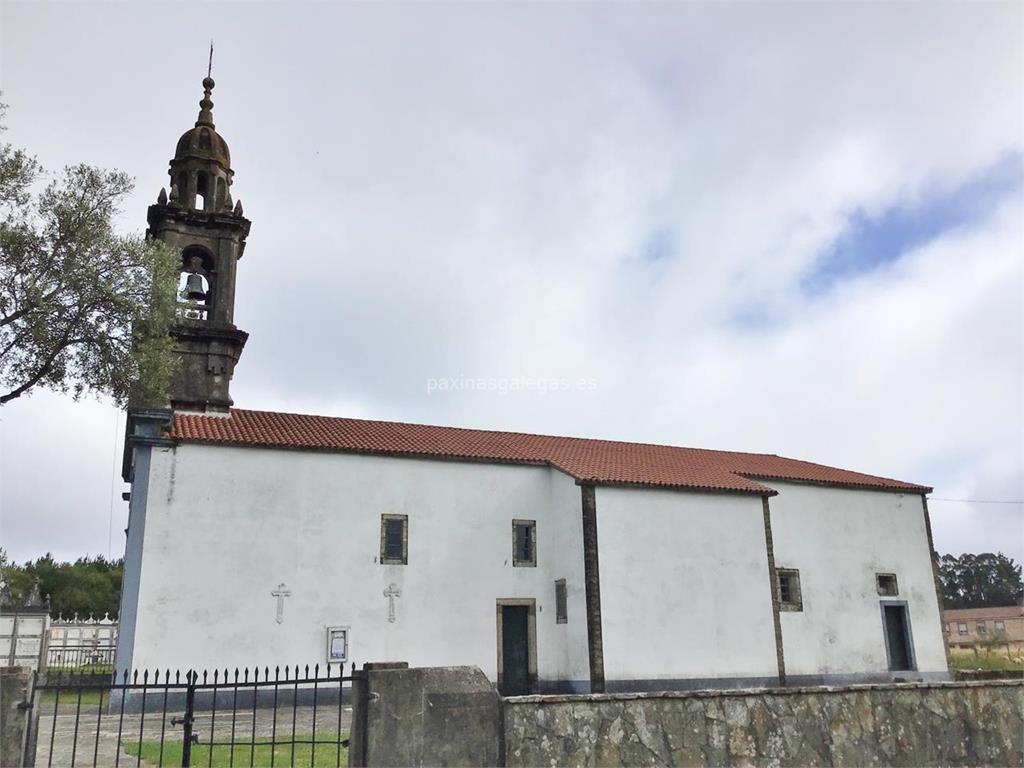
[[495, 598, 537, 694]]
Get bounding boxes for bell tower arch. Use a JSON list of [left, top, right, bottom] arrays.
[[147, 76, 250, 412]]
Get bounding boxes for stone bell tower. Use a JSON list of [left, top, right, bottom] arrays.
[[147, 76, 250, 412]]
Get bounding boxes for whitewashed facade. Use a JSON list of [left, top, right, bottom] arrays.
[[119, 443, 589, 689], [769, 481, 948, 681], [117, 435, 949, 693]]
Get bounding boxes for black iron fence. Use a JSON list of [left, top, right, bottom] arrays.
[[26, 663, 357, 768], [46, 644, 117, 672]]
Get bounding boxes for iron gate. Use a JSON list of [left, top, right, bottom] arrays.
[[25, 663, 357, 767]]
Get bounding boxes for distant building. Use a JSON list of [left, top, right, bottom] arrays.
[[944, 606, 1024, 650]]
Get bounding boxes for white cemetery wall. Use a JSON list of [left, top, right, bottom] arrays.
[[123, 443, 590, 687], [595, 485, 780, 687], [767, 481, 948, 681], [0, 614, 49, 670], [48, 617, 118, 668]]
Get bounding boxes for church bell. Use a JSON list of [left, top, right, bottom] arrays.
[[185, 272, 207, 301]]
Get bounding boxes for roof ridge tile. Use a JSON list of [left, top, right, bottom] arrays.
[[170, 407, 932, 495]]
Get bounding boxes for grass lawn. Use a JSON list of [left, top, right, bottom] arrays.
[[40, 689, 107, 707], [45, 665, 115, 676], [123, 733, 347, 767], [949, 648, 1024, 672]]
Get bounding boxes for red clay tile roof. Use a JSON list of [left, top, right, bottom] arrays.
[[170, 408, 932, 495], [944, 606, 1024, 621]]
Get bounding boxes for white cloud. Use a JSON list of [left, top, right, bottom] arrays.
[[0, 2, 1021, 563]]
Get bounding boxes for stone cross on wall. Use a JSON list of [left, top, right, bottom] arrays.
[[271, 583, 291, 624], [383, 583, 401, 623]]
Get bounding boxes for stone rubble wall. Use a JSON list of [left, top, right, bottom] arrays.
[[1, 667, 31, 768], [503, 680, 1024, 767]]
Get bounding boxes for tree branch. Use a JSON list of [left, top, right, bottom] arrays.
[[0, 336, 93, 404], [0, 302, 34, 328]]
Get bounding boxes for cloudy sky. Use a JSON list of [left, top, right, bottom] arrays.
[[1, 2, 1021, 565]]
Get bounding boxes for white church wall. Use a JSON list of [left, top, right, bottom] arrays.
[[595, 486, 780, 686], [767, 481, 948, 680], [544, 467, 593, 686], [128, 443, 590, 686]]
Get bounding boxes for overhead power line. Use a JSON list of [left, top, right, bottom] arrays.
[[930, 497, 1024, 505]]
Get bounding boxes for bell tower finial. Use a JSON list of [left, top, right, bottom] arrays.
[[196, 76, 215, 129], [195, 40, 216, 128]]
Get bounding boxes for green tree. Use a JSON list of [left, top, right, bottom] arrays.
[[0, 549, 123, 618], [939, 552, 1024, 609], [0, 104, 178, 406]]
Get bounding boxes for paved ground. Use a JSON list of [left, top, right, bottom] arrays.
[[33, 705, 352, 767]]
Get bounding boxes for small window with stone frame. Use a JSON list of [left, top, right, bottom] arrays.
[[555, 579, 568, 624], [995, 620, 1006, 632], [513, 520, 537, 567], [876, 573, 898, 597], [776, 568, 802, 612], [977, 621, 987, 635], [957, 622, 968, 635], [380, 514, 408, 565]]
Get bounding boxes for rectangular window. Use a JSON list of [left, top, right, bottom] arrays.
[[513, 520, 536, 567], [995, 620, 1006, 631], [977, 621, 987, 635], [554, 579, 568, 624], [380, 514, 408, 565], [957, 622, 968, 635], [776, 568, 802, 612], [876, 573, 899, 597], [944, 623, 950, 635]]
